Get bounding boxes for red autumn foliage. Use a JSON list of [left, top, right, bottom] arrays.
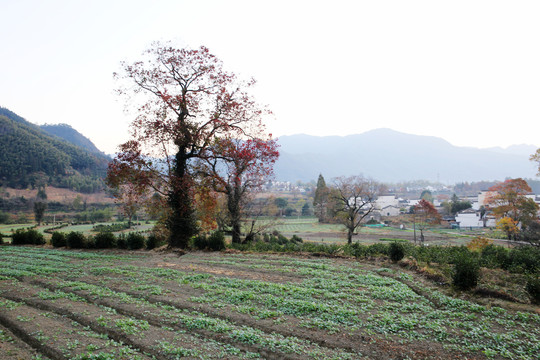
[[107, 42, 275, 248]]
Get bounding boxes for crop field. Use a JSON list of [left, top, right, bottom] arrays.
[[0, 247, 539, 359]]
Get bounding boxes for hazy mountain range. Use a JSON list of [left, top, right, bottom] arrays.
[[2, 105, 538, 186], [274, 129, 539, 183]]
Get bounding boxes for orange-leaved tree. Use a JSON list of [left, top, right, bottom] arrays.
[[107, 43, 272, 248], [413, 199, 441, 245], [486, 178, 539, 240]]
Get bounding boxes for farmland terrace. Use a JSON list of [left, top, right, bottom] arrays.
[[0, 246, 538, 359]]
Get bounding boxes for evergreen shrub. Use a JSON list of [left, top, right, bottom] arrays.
[[207, 231, 225, 251], [66, 231, 86, 249], [51, 232, 67, 247], [452, 254, 480, 290], [127, 233, 145, 250], [94, 232, 116, 249], [389, 242, 405, 262], [525, 276, 540, 305], [11, 229, 45, 245]]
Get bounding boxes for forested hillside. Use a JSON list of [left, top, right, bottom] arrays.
[[0, 107, 108, 192], [40, 123, 103, 154]]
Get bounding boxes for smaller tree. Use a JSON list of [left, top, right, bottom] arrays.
[[486, 178, 539, 240], [33, 185, 47, 226], [332, 176, 384, 244], [496, 217, 520, 241], [413, 199, 441, 245], [198, 137, 279, 243], [520, 221, 540, 247], [313, 174, 329, 222], [275, 197, 288, 217]]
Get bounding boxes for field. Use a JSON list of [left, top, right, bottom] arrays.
[[270, 217, 496, 246], [1, 246, 539, 359]]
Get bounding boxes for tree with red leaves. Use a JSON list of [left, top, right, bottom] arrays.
[[107, 43, 272, 248], [197, 136, 279, 243], [413, 199, 441, 245]]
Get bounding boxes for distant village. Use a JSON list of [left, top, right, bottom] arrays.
[[264, 180, 540, 230]]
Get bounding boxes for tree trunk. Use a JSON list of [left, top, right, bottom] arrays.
[[347, 228, 353, 244], [167, 147, 198, 248], [228, 185, 243, 244]]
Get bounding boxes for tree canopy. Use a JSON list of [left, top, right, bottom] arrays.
[[107, 43, 276, 248]]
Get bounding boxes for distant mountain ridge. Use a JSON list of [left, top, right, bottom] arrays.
[[274, 129, 538, 183], [40, 123, 104, 155]]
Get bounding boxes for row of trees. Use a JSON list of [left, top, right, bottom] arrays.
[[107, 43, 279, 248]]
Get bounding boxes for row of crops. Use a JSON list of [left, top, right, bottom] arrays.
[[0, 246, 539, 359]]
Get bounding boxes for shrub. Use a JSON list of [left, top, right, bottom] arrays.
[[525, 276, 540, 305], [389, 242, 405, 262], [66, 231, 86, 249], [366, 243, 389, 257], [127, 233, 145, 250], [11, 229, 45, 245], [467, 236, 492, 252], [146, 233, 164, 250], [207, 231, 225, 251], [94, 232, 116, 249], [191, 234, 208, 250], [26, 229, 44, 245], [503, 246, 540, 274], [116, 234, 128, 249], [480, 244, 508, 269], [290, 235, 303, 243], [51, 232, 67, 247], [452, 254, 480, 290]]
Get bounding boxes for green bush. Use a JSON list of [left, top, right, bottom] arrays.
[[94, 232, 116, 249], [127, 233, 145, 250], [66, 231, 86, 249], [116, 234, 128, 249], [207, 231, 225, 251], [51, 232, 67, 247], [503, 246, 540, 273], [146, 233, 163, 250], [452, 254, 480, 291], [480, 244, 508, 269], [389, 242, 405, 262], [11, 229, 45, 245], [290, 235, 303, 243], [525, 276, 540, 305], [191, 234, 208, 250]]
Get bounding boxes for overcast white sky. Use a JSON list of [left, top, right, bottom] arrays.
[[1, 0, 539, 154]]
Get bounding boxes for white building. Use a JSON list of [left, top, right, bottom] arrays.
[[455, 208, 496, 228]]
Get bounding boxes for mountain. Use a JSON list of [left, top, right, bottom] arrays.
[[0, 107, 109, 191], [274, 129, 538, 183], [40, 123, 104, 155]]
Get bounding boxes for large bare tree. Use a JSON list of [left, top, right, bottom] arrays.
[[332, 176, 384, 244]]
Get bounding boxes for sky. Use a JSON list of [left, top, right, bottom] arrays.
[[1, 0, 540, 155]]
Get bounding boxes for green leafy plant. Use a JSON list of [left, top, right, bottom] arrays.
[[452, 254, 480, 290]]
